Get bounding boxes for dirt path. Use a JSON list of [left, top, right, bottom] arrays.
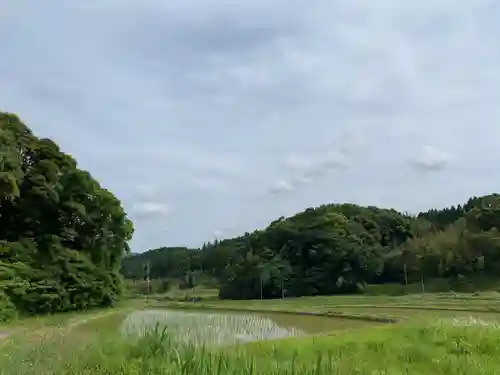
[[66, 310, 125, 329]]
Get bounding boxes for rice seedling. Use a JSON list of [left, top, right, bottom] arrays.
[[4, 300, 500, 374], [152, 293, 500, 322], [121, 309, 305, 346]]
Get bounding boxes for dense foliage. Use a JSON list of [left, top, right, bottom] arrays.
[[0, 112, 133, 321], [124, 194, 500, 300]]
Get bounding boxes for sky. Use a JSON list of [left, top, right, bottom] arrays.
[[2, 1, 500, 252]]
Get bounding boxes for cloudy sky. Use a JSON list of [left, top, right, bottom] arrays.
[[2, 1, 500, 252]]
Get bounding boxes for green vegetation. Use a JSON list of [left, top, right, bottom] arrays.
[[2, 305, 500, 374], [151, 293, 500, 323], [4, 108, 500, 373], [0, 112, 134, 322], [123, 194, 500, 300]]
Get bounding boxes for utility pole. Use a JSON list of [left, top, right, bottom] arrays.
[[418, 255, 425, 294]]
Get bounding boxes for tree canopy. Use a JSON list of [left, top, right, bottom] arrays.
[[124, 195, 500, 300], [0, 112, 133, 321]]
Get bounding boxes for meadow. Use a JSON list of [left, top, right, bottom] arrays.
[[2, 293, 500, 374], [149, 287, 500, 322]]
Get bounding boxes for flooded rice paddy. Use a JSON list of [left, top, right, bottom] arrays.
[[121, 309, 380, 346]]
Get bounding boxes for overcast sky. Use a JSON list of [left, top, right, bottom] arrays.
[[2, 1, 500, 252]]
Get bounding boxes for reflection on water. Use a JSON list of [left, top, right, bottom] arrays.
[[122, 309, 304, 346], [260, 311, 382, 334], [121, 308, 380, 346]]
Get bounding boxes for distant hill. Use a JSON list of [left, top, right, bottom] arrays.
[[122, 193, 500, 299]]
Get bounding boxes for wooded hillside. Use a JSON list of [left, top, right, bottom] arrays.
[[0, 112, 133, 321], [123, 194, 500, 299]]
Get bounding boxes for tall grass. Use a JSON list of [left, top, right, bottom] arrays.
[[2, 315, 500, 374]]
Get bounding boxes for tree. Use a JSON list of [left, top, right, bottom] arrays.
[[0, 112, 133, 319], [123, 183, 500, 300]]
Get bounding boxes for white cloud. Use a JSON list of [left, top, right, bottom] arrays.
[[339, 130, 367, 155], [2, 0, 500, 251], [283, 154, 314, 171], [192, 176, 232, 192], [298, 176, 313, 185], [133, 184, 159, 199], [270, 179, 296, 194], [274, 150, 348, 194], [186, 154, 243, 176], [131, 202, 172, 220], [322, 151, 348, 170], [411, 145, 451, 172]]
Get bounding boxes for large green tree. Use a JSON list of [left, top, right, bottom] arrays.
[[126, 193, 500, 300], [0, 112, 133, 320]]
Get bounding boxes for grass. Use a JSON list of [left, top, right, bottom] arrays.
[[146, 285, 220, 301], [3, 292, 500, 374], [362, 276, 500, 295], [148, 292, 500, 324], [242, 318, 500, 374], [2, 313, 500, 374]]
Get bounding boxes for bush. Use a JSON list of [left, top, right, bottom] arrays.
[[0, 113, 134, 317], [0, 292, 18, 323]]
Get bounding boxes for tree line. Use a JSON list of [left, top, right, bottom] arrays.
[[123, 194, 500, 299], [1, 112, 133, 321]]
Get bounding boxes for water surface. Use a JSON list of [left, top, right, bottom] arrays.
[[121, 308, 377, 346]]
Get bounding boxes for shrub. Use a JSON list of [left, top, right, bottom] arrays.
[[0, 292, 18, 323]]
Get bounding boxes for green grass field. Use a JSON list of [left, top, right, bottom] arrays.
[[2, 293, 500, 374], [150, 291, 500, 323], [145, 285, 220, 301]]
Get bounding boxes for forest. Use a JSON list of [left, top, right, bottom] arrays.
[[123, 194, 500, 299], [0, 112, 133, 322], [3, 110, 500, 322]]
